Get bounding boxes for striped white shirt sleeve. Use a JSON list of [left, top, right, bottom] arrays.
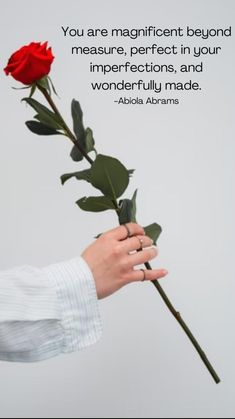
[[0, 257, 102, 363]]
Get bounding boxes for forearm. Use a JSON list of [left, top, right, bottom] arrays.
[[0, 258, 102, 362]]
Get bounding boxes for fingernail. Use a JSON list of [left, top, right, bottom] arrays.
[[163, 270, 169, 276]]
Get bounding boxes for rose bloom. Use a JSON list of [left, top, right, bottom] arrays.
[[4, 42, 54, 85]]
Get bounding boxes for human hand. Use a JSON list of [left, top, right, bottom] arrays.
[[82, 223, 168, 300]]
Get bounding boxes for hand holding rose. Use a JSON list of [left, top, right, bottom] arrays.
[[82, 223, 168, 299]]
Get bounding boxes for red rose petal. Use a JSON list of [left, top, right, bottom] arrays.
[[4, 41, 54, 85]]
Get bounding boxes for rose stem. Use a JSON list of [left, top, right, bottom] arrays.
[[145, 262, 221, 384], [36, 83, 93, 165], [37, 85, 221, 385]]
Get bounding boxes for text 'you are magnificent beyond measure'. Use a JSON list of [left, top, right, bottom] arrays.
[[62, 26, 232, 40]]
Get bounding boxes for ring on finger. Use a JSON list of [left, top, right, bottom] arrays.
[[140, 269, 147, 281], [123, 224, 132, 239], [137, 236, 144, 250]]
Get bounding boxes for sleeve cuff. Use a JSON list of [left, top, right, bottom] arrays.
[[43, 256, 103, 353]]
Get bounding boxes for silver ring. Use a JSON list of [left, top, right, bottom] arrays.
[[137, 237, 144, 250], [141, 269, 146, 282], [123, 224, 132, 238]]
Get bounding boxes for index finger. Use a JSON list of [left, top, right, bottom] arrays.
[[104, 223, 145, 241]]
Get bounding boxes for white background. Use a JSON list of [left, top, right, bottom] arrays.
[[0, 0, 234, 417]]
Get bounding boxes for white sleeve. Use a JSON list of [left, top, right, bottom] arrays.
[[0, 257, 102, 363]]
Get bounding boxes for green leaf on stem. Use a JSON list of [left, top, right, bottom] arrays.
[[37, 76, 51, 95], [22, 98, 63, 130], [61, 167, 134, 186], [70, 146, 84, 162], [85, 127, 95, 152], [29, 85, 37, 98], [144, 223, 162, 245], [90, 154, 130, 201], [34, 113, 63, 131], [77, 196, 117, 212], [61, 169, 92, 185], [26, 121, 61, 136], [48, 77, 59, 96], [12, 86, 31, 91], [132, 189, 138, 221], [70, 102, 95, 161], [118, 200, 134, 224], [118, 190, 138, 224], [71, 99, 86, 142]]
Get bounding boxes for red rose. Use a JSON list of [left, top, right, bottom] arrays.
[[4, 42, 54, 85]]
